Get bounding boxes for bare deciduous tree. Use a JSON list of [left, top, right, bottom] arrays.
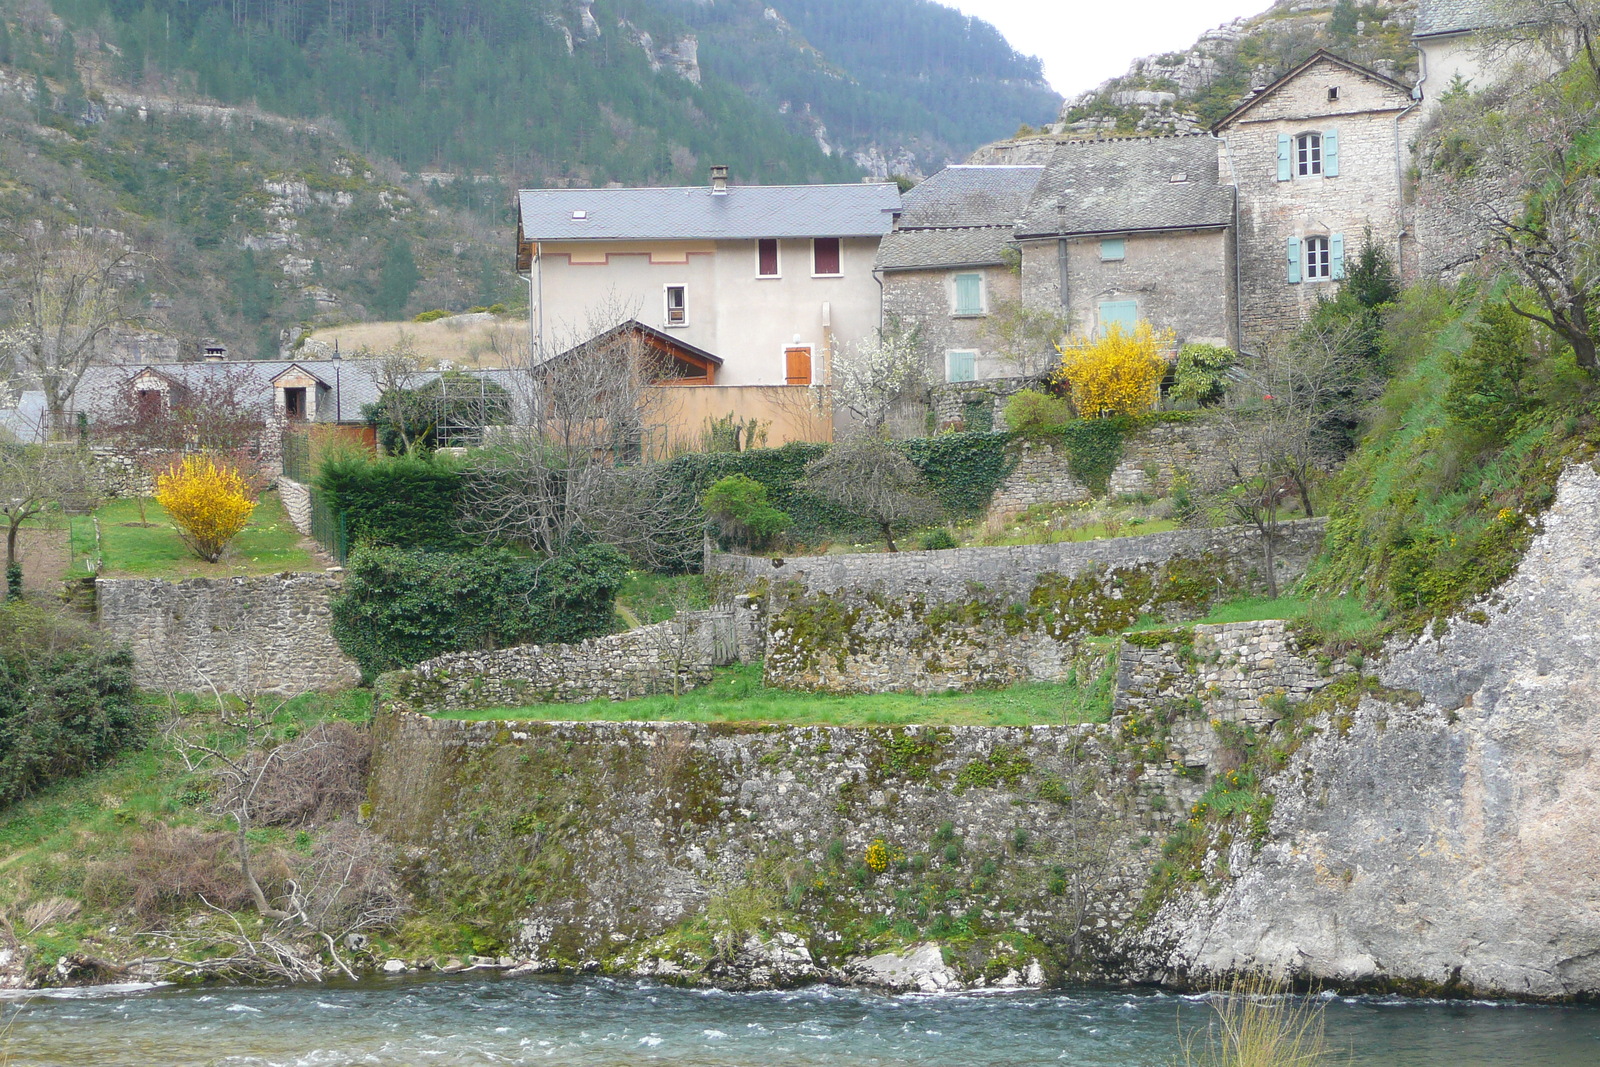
[[358, 336, 433, 454], [460, 303, 702, 567], [0, 223, 151, 433], [981, 299, 1071, 379], [0, 441, 99, 575], [799, 433, 941, 551]]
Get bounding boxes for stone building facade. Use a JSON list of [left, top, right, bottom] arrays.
[[1214, 51, 1418, 339]]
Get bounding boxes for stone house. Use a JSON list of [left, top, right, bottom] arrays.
[[1013, 135, 1236, 349], [875, 165, 1043, 384], [1213, 50, 1418, 339]]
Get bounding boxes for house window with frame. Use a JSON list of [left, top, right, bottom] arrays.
[[952, 272, 984, 316], [1296, 132, 1323, 176], [757, 239, 780, 278], [283, 387, 308, 420], [1304, 236, 1331, 280], [665, 285, 687, 326], [812, 237, 842, 276]]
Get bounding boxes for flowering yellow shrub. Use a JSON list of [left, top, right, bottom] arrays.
[[864, 838, 890, 873], [154, 455, 257, 562], [1051, 321, 1173, 418]]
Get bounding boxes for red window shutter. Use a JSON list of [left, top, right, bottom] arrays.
[[813, 238, 840, 275], [758, 239, 779, 276]]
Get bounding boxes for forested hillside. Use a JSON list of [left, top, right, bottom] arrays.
[[14, 0, 1057, 185]]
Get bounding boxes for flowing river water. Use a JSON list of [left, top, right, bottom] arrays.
[[5, 975, 1600, 1066]]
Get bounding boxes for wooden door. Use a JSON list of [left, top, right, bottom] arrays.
[[785, 346, 812, 385]]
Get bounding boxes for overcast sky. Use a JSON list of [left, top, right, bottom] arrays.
[[945, 0, 1274, 99]]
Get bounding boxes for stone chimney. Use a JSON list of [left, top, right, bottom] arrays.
[[710, 164, 729, 195]]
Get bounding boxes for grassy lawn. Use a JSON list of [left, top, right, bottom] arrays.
[[63, 492, 320, 578], [432, 658, 1117, 727], [1127, 593, 1387, 645], [613, 571, 710, 628]]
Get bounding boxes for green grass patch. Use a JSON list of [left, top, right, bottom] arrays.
[[64, 492, 318, 578], [432, 659, 1117, 727], [613, 571, 709, 628], [1123, 594, 1387, 651]]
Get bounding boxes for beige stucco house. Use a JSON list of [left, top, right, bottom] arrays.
[[515, 168, 901, 390]]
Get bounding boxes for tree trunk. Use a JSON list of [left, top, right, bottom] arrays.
[[1260, 520, 1279, 599], [880, 520, 898, 552], [6, 522, 18, 569], [235, 821, 287, 920]]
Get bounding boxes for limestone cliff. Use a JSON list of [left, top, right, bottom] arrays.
[[1134, 461, 1600, 999]]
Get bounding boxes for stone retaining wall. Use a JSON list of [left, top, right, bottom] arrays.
[[96, 573, 359, 692], [991, 418, 1234, 511], [713, 519, 1325, 601], [388, 597, 765, 711], [277, 476, 312, 535]]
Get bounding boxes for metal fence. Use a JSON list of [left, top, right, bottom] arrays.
[[308, 486, 348, 565], [281, 430, 312, 483]]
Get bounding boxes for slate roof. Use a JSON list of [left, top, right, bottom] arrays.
[[516, 182, 902, 242], [897, 165, 1044, 229], [69, 359, 522, 425], [1415, 0, 1507, 36], [876, 227, 1017, 271], [1014, 136, 1233, 239], [0, 390, 48, 444]]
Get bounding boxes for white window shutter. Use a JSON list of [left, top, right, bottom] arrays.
[[1277, 134, 1292, 181], [1330, 232, 1346, 279], [1323, 128, 1340, 177], [1286, 236, 1302, 284]]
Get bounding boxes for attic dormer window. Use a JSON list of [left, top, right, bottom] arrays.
[[571, 210, 588, 220], [1169, 173, 1188, 183]]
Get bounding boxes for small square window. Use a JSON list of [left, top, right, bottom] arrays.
[[1100, 238, 1126, 262], [813, 238, 841, 276], [946, 350, 977, 383], [1327, 86, 1340, 102], [757, 239, 779, 277], [953, 273, 984, 316], [665, 285, 687, 326]]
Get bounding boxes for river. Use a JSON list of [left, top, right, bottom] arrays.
[[4, 975, 1599, 1066]]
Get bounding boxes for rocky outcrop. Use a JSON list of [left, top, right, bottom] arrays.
[[1133, 461, 1600, 999]]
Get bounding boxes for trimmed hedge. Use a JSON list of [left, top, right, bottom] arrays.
[[1, 606, 144, 808], [315, 454, 468, 552], [330, 543, 628, 678]]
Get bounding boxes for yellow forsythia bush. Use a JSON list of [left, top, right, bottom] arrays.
[[1052, 321, 1173, 418], [154, 455, 257, 562]]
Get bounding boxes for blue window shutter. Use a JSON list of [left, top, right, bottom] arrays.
[[1098, 300, 1138, 335], [1099, 238, 1125, 261], [1330, 232, 1346, 279], [1277, 134, 1292, 181], [947, 350, 976, 382], [954, 273, 982, 315], [1323, 128, 1340, 177], [1286, 236, 1302, 284]]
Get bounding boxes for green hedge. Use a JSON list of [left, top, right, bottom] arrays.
[[330, 543, 628, 678], [314, 454, 468, 552], [1, 605, 144, 808], [662, 433, 1015, 541]]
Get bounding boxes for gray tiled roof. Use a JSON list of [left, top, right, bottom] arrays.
[[517, 183, 902, 241], [0, 390, 47, 444], [70, 359, 521, 425], [875, 227, 1016, 271], [898, 166, 1045, 229], [1415, 0, 1506, 36], [1015, 136, 1233, 239]]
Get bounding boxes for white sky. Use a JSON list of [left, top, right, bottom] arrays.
[[945, 0, 1274, 98]]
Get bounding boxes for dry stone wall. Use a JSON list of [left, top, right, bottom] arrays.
[[96, 573, 360, 692], [277, 476, 312, 534], [388, 598, 765, 711], [991, 418, 1235, 511]]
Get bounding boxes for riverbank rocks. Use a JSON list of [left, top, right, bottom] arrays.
[[844, 943, 964, 993]]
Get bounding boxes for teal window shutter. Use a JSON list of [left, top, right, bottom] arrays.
[[947, 350, 977, 382], [1286, 236, 1302, 284], [1330, 232, 1346, 279], [1277, 134, 1292, 181], [1097, 300, 1138, 335], [954, 273, 983, 315], [1099, 238, 1126, 261], [1323, 128, 1340, 177]]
